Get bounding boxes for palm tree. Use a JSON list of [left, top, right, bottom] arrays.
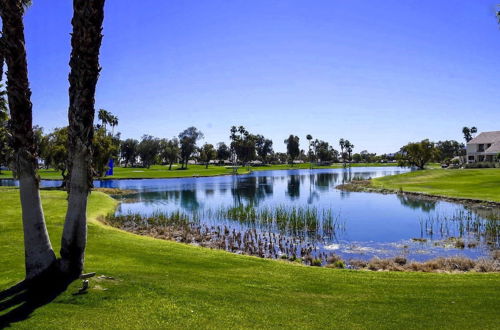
[[339, 138, 345, 167], [60, 0, 106, 277], [98, 108, 111, 133], [0, 0, 57, 280], [109, 114, 118, 135], [344, 140, 354, 166], [306, 134, 313, 168]]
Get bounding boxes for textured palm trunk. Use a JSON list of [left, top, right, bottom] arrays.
[[59, 0, 105, 276], [1, 0, 57, 280]]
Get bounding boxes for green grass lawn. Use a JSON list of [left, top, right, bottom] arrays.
[[372, 168, 500, 203], [0, 162, 403, 180], [0, 188, 499, 329]]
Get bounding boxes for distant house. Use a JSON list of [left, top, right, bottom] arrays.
[[466, 131, 500, 163]]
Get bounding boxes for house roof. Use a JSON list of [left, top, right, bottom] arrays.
[[485, 141, 500, 153], [468, 131, 500, 144]]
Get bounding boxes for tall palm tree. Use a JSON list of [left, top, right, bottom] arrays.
[[339, 138, 345, 167], [0, 0, 57, 280], [60, 0, 106, 276], [98, 108, 110, 133], [109, 114, 118, 135], [306, 134, 313, 168]]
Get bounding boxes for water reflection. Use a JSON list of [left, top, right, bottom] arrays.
[[2, 167, 499, 260], [397, 195, 437, 212]]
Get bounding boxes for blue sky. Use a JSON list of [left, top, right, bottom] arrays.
[[19, 0, 500, 153]]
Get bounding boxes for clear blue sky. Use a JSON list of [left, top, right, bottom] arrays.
[[19, 0, 500, 154]]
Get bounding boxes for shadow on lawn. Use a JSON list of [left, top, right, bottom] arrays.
[[0, 275, 73, 328]]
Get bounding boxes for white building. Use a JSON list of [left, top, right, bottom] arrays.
[[466, 131, 500, 163]]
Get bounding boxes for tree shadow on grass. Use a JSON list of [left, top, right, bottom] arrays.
[[0, 275, 73, 328]]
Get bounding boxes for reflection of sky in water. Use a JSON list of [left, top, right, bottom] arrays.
[[2, 167, 498, 261]]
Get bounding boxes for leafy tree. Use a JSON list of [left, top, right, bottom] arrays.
[[178, 126, 204, 169], [199, 143, 217, 168], [120, 138, 139, 167], [229, 126, 256, 168], [92, 127, 120, 177], [397, 139, 439, 170], [352, 153, 362, 163], [314, 140, 338, 163], [359, 150, 377, 163], [138, 135, 160, 168], [284, 134, 300, 165], [216, 142, 230, 162], [255, 134, 273, 163], [436, 140, 465, 162], [274, 152, 288, 164], [160, 138, 179, 170], [40, 127, 69, 184], [462, 126, 477, 143]]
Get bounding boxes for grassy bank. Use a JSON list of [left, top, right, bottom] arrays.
[[1, 188, 499, 328], [0, 162, 404, 181], [372, 169, 500, 203]]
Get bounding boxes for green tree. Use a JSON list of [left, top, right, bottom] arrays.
[[229, 126, 256, 168], [436, 140, 465, 162], [160, 138, 179, 170], [120, 138, 139, 167], [178, 127, 204, 169], [462, 126, 477, 143], [40, 127, 69, 184], [216, 142, 230, 162], [255, 134, 273, 164], [397, 139, 439, 170], [199, 143, 217, 168], [92, 127, 120, 177], [284, 134, 300, 165], [314, 140, 338, 163], [138, 135, 161, 168]]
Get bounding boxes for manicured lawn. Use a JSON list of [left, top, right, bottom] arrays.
[[372, 168, 500, 203], [0, 188, 499, 328], [0, 162, 403, 180]]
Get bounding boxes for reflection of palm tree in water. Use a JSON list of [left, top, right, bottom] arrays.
[[341, 167, 352, 185], [307, 173, 319, 204], [286, 175, 300, 200]]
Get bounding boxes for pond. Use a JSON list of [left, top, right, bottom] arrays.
[[1, 167, 498, 261]]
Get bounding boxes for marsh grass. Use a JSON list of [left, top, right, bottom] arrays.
[[205, 204, 344, 237], [418, 210, 499, 248]]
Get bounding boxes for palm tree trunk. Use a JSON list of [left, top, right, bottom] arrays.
[[1, 0, 56, 280], [60, 0, 105, 277]]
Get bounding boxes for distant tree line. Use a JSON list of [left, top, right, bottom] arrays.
[[0, 98, 475, 175]]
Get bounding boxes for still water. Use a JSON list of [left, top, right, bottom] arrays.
[[2, 167, 498, 260]]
